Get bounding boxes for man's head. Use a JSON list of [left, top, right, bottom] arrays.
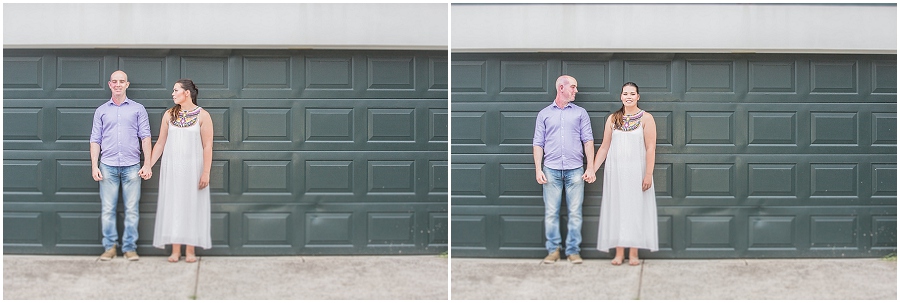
[[108, 71, 129, 101], [555, 75, 578, 104]]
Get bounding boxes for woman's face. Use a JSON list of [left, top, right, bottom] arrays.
[[172, 83, 190, 106], [620, 85, 639, 108]]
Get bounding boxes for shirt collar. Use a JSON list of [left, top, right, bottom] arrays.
[[107, 98, 132, 106]]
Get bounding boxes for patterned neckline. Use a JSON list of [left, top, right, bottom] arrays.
[[173, 106, 202, 128], [618, 110, 644, 131]]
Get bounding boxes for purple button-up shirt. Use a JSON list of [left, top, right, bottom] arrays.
[[533, 102, 594, 171], [90, 98, 151, 167]]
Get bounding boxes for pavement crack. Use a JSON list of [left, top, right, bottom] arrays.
[[636, 261, 645, 300], [192, 259, 202, 300]]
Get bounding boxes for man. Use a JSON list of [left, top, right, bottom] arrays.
[[533, 75, 596, 264], [90, 70, 152, 261]]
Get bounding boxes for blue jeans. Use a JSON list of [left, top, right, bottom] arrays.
[[543, 166, 584, 256], [99, 163, 141, 252]]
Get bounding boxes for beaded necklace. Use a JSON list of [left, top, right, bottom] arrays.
[[619, 110, 644, 131], [173, 106, 202, 128]]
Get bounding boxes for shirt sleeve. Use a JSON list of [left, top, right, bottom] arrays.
[[137, 106, 151, 140], [90, 107, 103, 144], [533, 109, 546, 147], [579, 108, 594, 143]]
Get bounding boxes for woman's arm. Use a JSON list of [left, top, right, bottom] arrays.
[[198, 110, 214, 189], [592, 115, 615, 174], [642, 113, 657, 191]]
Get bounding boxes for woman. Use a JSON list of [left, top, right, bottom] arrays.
[[140, 78, 213, 263], [593, 82, 659, 266]]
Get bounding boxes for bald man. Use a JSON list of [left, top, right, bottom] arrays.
[[533, 75, 595, 264], [90, 70, 152, 261]]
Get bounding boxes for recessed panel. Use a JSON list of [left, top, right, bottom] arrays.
[[686, 60, 734, 92], [748, 164, 796, 197], [368, 56, 415, 90], [749, 61, 795, 93], [654, 164, 673, 197], [182, 57, 228, 89], [4, 212, 42, 244], [658, 216, 673, 249], [56, 160, 96, 193], [367, 213, 414, 245], [209, 160, 229, 193], [368, 109, 415, 142], [810, 216, 857, 248], [451, 164, 485, 196], [305, 213, 353, 247], [500, 61, 547, 93], [499, 216, 543, 248], [430, 161, 448, 193], [749, 112, 797, 145], [451, 215, 486, 248], [686, 112, 734, 145], [243, 213, 291, 246], [563, 61, 608, 93], [872, 61, 897, 94], [243, 160, 291, 193], [687, 216, 734, 249], [430, 109, 448, 142], [306, 108, 353, 142], [3, 108, 42, 141], [206, 108, 230, 142], [4, 56, 42, 89], [810, 61, 857, 93], [57, 57, 103, 89], [499, 164, 541, 196], [810, 164, 858, 197], [653, 111, 672, 145], [429, 57, 448, 90], [57, 213, 100, 244], [686, 164, 734, 197], [872, 164, 897, 197], [305, 161, 353, 193], [368, 161, 415, 193], [499, 112, 537, 145], [429, 213, 448, 246], [211, 213, 229, 246], [119, 57, 166, 89], [243, 108, 291, 142], [872, 216, 897, 249], [625, 61, 671, 92], [872, 113, 897, 145], [4, 160, 42, 193], [810, 112, 857, 145], [56, 108, 94, 141], [451, 112, 486, 145], [306, 57, 353, 89], [749, 216, 795, 249], [452, 61, 486, 93], [243, 57, 291, 89]]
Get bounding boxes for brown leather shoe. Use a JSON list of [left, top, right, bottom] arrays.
[[543, 248, 560, 264], [568, 254, 583, 264], [124, 251, 140, 261], [99, 245, 116, 261]]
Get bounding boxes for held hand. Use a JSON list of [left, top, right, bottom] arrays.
[[582, 171, 596, 184], [535, 171, 547, 185], [199, 173, 210, 189], [138, 166, 152, 180], [92, 167, 103, 181], [642, 175, 653, 191]]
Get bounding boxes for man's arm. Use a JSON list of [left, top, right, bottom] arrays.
[[90, 142, 102, 181], [534, 145, 547, 184], [582, 140, 595, 183]]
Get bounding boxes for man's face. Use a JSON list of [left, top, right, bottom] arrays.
[[560, 78, 578, 102], [108, 72, 129, 97]]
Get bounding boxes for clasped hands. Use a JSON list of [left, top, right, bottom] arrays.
[[138, 166, 152, 180]]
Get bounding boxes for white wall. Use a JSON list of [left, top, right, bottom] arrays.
[[452, 3, 897, 54], [3, 3, 448, 50]]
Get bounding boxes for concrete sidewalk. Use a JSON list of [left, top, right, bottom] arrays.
[[4, 255, 448, 300], [451, 258, 897, 300]]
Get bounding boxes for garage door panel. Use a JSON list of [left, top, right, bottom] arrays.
[[4, 49, 447, 255], [452, 53, 896, 258]]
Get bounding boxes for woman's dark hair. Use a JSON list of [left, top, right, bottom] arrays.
[[611, 82, 640, 130], [169, 78, 199, 123]]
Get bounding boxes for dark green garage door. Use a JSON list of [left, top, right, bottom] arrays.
[[4, 49, 447, 255], [451, 53, 896, 258]]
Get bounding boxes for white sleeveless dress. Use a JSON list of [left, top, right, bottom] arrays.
[[153, 112, 211, 249], [596, 125, 659, 252]]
